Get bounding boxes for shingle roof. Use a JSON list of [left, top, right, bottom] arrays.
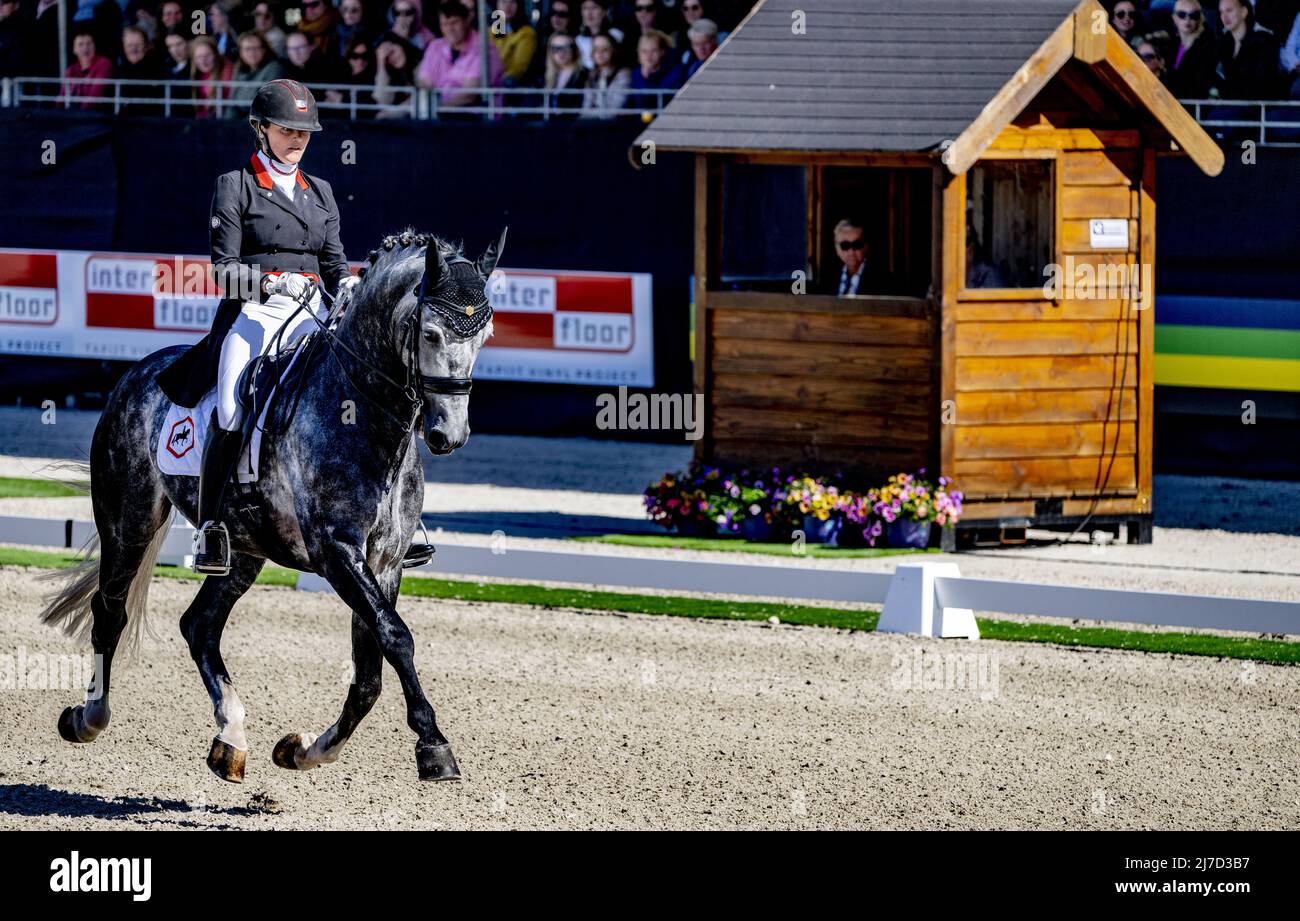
[[635, 0, 1082, 153]]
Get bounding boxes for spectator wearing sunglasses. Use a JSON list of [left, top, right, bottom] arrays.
[[1134, 32, 1173, 86], [1110, 1, 1142, 44], [631, 0, 677, 50], [543, 30, 587, 112], [1167, 0, 1216, 98], [829, 218, 903, 296], [544, 0, 578, 44], [831, 219, 870, 297], [577, 0, 624, 69], [677, 0, 725, 67], [339, 38, 377, 111], [379, 0, 436, 52], [1215, 0, 1281, 99], [298, 0, 340, 57]]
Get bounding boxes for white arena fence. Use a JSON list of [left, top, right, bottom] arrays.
[[3, 514, 1298, 641]]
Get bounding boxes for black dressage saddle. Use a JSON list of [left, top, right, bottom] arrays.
[[231, 330, 324, 470]]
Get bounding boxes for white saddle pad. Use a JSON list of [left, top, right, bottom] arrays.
[[156, 345, 310, 483]]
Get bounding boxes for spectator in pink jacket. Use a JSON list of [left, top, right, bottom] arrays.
[[415, 1, 503, 108], [61, 28, 115, 109]]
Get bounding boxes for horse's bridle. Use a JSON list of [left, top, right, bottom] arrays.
[[299, 264, 488, 436]]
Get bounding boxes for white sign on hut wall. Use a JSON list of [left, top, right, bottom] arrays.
[[1089, 219, 1129, 250]]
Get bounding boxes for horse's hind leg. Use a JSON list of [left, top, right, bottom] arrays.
[[57, 408, 173, 744], [273, 609, 383, 772], [58, 505, 172, 743], [179, 551, 264, 783]]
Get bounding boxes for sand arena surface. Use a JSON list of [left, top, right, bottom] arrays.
[[1, 566, 1296, 830]]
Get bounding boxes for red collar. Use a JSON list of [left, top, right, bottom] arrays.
[[249, 153, 310, 191]]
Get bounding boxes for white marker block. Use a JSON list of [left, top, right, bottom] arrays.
[[877, 561, 979, 640]]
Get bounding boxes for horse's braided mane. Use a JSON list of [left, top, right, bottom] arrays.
[[358, 229, 464, 281]]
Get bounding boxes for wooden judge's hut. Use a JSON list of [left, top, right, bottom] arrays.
[[634, 0, 1222, 545]]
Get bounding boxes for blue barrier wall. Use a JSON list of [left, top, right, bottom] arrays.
[[1, 110, 1296, 474]]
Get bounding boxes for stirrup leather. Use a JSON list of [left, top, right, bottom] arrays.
[[192, 521, 232, 576]]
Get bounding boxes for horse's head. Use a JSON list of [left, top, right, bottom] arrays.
[[345, 230, 505, 456], [407, 230, 504, 454]]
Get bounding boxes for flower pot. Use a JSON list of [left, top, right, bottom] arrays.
[[676, 517, 718, 538], [887, 518, 932, 549], [836, 521, 877, 548], [801, 513, 841, 545], [741, 515, 785, 543]]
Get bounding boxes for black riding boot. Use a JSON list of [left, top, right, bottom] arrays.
[[192, 416, 243, 575]]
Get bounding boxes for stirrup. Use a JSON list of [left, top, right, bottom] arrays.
[[192, 521, 232, 576], [402, 518, 436, 570]]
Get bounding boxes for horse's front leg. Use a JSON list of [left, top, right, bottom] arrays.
[[311, 541, 459, 781], [273, 609, 384, 773]]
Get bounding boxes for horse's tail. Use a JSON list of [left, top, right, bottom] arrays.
[[37, 461, 172, 660]]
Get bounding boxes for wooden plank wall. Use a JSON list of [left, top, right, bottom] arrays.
[[706, 301, 936, 478], [952, 138, 1147, 506]]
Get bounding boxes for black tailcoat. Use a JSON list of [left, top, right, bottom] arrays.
[[156, 154, 350, 407]]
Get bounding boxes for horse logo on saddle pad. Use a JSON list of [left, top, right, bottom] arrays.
[[155, 333, 316, 482]]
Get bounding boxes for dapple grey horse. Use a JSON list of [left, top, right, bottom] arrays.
[[39, 230, 503, 782]]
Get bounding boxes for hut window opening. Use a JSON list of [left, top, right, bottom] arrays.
[[965, 160, 1054, 290], [719, 162, 808, 291], [818, 166, 932, 298]]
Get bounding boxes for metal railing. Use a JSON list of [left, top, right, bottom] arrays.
[[0, 76, 676, 122], [1178, 98, 1300, 148], [3, 76, 1294, 140]]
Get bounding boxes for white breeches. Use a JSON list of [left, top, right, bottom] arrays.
[[216, 291, 325, 431]]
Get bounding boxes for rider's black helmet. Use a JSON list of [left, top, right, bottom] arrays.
[[249, 79, 322, 132]]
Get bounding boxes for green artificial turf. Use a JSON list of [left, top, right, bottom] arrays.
[[0, 476, 84, 499]]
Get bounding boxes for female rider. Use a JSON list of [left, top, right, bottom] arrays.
[[157, 79, 357, 574]]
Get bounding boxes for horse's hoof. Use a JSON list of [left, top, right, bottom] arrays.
[[207, 738, 247, 784], [416, 742, 461, 782], [272, 733, 305, 771], [58, 706, 88, 743]]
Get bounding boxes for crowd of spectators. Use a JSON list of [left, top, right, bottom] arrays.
[[1108, 0, 1300, 100], [0, 0, 750, 115], [4, 1, 1298, 119]]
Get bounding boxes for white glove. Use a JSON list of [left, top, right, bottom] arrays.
[[265, 272, 314, 302], [338, 275, 360, 297]]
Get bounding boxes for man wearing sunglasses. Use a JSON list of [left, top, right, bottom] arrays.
[[830, 218, 891, 297]]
